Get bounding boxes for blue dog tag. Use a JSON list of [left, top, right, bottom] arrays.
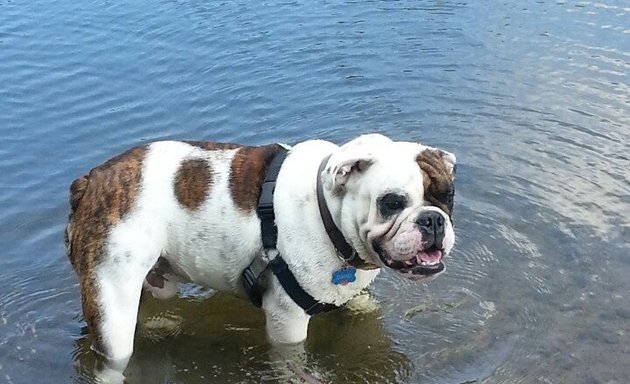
[[332, 267, 357, 286]]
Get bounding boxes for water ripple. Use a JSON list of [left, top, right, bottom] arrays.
[[1, 0, 629, 383]]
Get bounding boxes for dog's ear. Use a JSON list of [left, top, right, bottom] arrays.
[[440, 150, 457, 178], [323, 134, 390, 192], [324, 157, 374, 192], [416, 147, 457, 183]]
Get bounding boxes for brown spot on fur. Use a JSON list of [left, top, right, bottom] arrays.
[[230, 144, 284, 212], [174, 158, 212, 211], [65, 174, 89, 256], [65, 145, 147, 354], [69, 174, 89, 211], [185, 141, 241, 151], [80, 276, 105, 354], [417, 149, 455, 217], [66, 145, 147, 270]]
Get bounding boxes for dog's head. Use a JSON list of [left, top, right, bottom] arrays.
[[323, 134, 456, 280]]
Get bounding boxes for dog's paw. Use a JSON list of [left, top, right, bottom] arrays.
[[344, 292, 380, 314]]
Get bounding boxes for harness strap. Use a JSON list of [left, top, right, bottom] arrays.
[[242, 147, 339, 315], [269, 256, 338, 315], [257, 149, 288, 249], [242, 147, 286, 308]]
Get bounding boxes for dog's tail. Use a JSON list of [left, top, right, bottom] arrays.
[[69, 174, 89, 211], [65, 174, 89, 259]]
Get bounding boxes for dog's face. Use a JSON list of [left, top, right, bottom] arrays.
[[323, 134, 456, 279]]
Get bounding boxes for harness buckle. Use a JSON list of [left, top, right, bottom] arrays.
[[241, 252, 271, 308]]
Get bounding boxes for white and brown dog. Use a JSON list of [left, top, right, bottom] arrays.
[[66, 134, 456, 380]]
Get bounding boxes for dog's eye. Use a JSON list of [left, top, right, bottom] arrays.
[[443, 185, 455, 215], [445, 186, 455, 204], [378, 193, 408, 218]]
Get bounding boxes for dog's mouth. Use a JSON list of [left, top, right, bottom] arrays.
[[373, 242, 445, 277]]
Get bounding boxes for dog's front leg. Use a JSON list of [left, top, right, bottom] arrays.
[[262, 282, 311, 345], [94, 359, 127, 384]]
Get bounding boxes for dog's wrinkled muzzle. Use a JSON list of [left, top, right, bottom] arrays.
[[372, 210, 450, 278], [415, 210, 446, 250]]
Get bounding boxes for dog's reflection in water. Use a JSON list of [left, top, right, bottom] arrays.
[[72, 291, 411, 383]]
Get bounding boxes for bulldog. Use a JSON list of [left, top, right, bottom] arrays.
[[65, 133, 456, 379]]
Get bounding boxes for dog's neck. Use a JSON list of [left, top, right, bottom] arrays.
[[316, 155, 379, 271]]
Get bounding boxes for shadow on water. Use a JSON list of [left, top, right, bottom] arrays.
[[71, 292, 411, 383]]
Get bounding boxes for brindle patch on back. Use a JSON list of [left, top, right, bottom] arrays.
[[174, 158, 212, 211], [230, 144, 284, 212], [185, 141, 241, 151], [417, 149, 455, 217], [65, 145, 147, 353], [66, 145, 147, 270]]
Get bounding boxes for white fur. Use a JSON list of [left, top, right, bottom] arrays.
[[87, 134, 456, 379]]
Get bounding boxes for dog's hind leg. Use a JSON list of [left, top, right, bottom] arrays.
[[74, 265, 148, 383], [91, 228, 164, 381], [64, 144, 168, 381]]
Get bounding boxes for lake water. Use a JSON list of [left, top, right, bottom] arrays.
[[1, 0, 628, 383]]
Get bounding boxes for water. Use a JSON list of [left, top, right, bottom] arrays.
[[1, 0, 628, 383]]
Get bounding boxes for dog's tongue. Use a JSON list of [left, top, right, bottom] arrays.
[[418, 249, 442, 265]]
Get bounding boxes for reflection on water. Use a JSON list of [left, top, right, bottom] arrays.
[[71, 293, 411, 383], [0, 0, 628, 383]]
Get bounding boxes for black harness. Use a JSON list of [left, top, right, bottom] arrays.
[[242, 149, 375, 315], [240, 149, 287, 308]]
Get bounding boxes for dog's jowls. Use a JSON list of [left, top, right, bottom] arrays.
[[66, 134, 456, 380]]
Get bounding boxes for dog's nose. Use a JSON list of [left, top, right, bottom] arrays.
[[416, 211, 445, 249]]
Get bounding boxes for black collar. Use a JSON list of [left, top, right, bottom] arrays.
[[316, 155, 379, 270]]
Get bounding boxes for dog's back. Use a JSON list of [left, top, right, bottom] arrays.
[[64, 141, 285, 367]]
